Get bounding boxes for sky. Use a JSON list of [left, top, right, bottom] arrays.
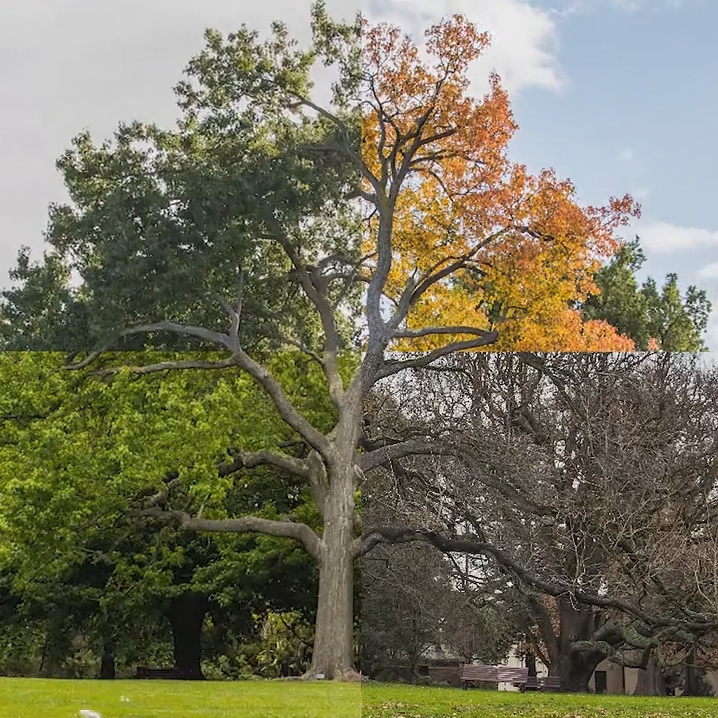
[[1, 0, 716, 345]]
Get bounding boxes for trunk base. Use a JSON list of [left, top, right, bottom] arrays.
[[301, 667, 362, 682]]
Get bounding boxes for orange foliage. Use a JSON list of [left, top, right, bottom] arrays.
[[361, 16, 640, 351]]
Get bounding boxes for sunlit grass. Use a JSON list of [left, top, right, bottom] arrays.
[[0, 677, 361, 718]]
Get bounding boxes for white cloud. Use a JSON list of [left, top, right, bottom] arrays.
[[697, 262, 718, 281], [638, 222, 718, 254], [0, 0, 357, 286], [364, 0, 563, 95]]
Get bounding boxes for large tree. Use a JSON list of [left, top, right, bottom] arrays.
[[0, 6, 643, 680]]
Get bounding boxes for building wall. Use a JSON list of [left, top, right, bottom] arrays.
[[589, 658, 627, 695]]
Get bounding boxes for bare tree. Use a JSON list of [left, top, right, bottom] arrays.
[[363, 353, 718, 690]]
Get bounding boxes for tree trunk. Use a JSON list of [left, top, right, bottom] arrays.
[[100, 651, 116, 679], [554, 600, 606, 692], [305, 464, 357, 681], [167, 594, 208, 680], [634, 657, 666, 696], [557, 651, 604, 693], [99, 629, 116, 679]]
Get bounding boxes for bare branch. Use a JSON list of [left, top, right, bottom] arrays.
[[362, 527, 718, 633], [392, 326, 496, 340], [376, 333, 499, 381], [359, 438, 454, 473]]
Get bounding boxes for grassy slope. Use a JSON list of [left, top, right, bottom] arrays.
[[0, 678, 361, 718], [362, 683, 718, 718]]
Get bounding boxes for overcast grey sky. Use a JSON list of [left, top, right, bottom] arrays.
[[2, 0, 716, 346], [0, 0, 356, 280]]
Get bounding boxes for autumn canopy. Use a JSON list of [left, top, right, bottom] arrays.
[[362, 15, 641, 351]]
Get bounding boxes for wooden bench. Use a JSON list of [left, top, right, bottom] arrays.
[[539, 675, 562, 691], [428, 666, 461, 686], [134, 666, 183, 680], [520, 675, 562, 692], [460, 664, 529, 689], [523, 675, 540, 691]]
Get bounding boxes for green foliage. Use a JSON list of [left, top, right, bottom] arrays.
[[254, 610, 314, 677], [0, 350, 341, 676], [582, 237, 711, 351], [0, 350, 334, 563], [0, 3, 361, 355]]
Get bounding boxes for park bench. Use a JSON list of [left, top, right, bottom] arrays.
[[460, 664, 529, 689], [539, 675, 562, 691], [134, 666, 182, 680], [428, 665, 461, 686], [523, 675, 540, 691], [520, 674, 562, 692]]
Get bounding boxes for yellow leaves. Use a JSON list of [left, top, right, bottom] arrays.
[[361, 14, 641, 354]]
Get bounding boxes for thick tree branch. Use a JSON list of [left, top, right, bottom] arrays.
[[359, 438, 455, 473], [290, 92, 381, 196], [67, 310, 332, 461], [376, 333, 499, 381], [219, 450, 310, 479], [140, 508, 322, 560], [391, 326, 496, 340], [231, 348, 332, 458], [262, 219, 346, 408], [92, 358, 239, 377]]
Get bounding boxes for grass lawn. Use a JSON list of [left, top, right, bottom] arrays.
[[362, 683, 718, 717], [0, 677, 361, 718]]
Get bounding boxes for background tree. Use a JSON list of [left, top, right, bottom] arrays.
[[582, 237, 711, 351], [361, 20, 639, 353], [0, 352, 333, 678]]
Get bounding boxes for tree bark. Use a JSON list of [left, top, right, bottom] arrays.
[[306, 476, 357, 680], [556, 651, 604, 693], [99, 652, 116, 679], [99, 644, 116, 680], [633, 657, 667, 696], [551, 599, 606, 692], [167, 594, 208, 680]]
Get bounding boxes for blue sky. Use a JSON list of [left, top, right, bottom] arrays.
[[1, 0, 716, 345]]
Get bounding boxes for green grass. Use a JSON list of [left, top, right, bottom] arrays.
[[361, 683, 718, 717], [3, 679, 718, 717], [0, 677, 360, 718]]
